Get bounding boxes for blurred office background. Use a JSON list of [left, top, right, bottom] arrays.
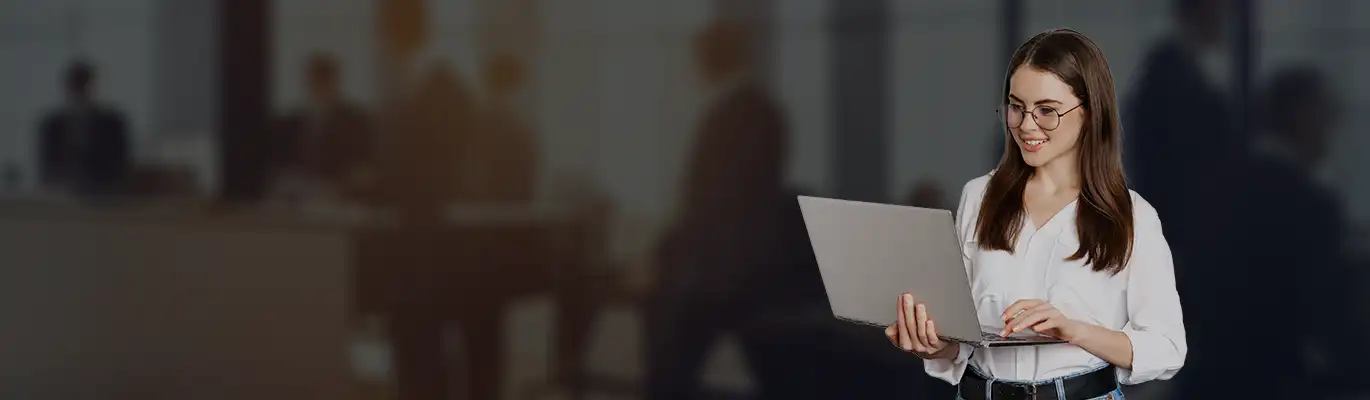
[[0, 0, 1367, 399]]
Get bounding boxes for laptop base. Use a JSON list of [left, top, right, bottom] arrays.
[[836, 317, 1065, 348], [943, 332, 1066, 348]]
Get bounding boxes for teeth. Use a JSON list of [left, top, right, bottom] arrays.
[[1025, 139, 1048, 146]]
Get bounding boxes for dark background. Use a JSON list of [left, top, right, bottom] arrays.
[[0, 0, 1367, 399]]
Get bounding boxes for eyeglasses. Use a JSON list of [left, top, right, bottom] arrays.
[[999, 103, 1083, 131]]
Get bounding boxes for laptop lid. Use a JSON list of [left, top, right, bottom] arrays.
[[797, 195, 984, 342]]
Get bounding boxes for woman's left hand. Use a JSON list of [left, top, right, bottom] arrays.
[[1000, 299, 1089, 343]]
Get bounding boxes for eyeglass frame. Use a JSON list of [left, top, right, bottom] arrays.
[[998, 103, 1083, 131]]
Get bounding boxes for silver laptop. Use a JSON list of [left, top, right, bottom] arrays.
[[797, 195, 1063, 348]]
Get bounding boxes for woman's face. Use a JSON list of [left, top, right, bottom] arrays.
[[1006, 66, 1085, 168]]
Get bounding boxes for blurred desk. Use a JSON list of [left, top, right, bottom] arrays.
[[347, 202, 589, 313], [0, 199, 600, 399], [0, 200, 354, 399], [349, 202, 596, 400]]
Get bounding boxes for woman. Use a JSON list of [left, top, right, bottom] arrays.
[[884, 29, 1186, 399]]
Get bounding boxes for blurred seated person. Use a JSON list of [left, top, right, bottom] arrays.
[[37, 60, 131, 199], [268, 53, 374, 203]]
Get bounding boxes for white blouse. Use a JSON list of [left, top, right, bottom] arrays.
[[924, 174, 1187, 385]]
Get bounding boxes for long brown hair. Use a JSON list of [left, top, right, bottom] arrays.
[[975, 28, 1134, 275]]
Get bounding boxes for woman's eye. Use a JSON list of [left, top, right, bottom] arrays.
[[1008, 104, 1025, 112], [1034, 107, 1058, 116]]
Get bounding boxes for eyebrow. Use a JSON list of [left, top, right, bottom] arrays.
[[1007, 94, 1064, 105]]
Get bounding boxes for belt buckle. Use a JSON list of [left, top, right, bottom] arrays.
[[1014, 382, 1038, 400], [995, 382, 1039, 400]]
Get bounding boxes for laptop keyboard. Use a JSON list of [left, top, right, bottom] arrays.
[[982, 332, 1029, 341], [833, 318, 1048, 343]]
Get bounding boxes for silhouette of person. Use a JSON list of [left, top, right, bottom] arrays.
[[1126, 0, 1235, 220], [372, 61, 477, 222], [645, 20, 832, 400], [268, 53, 374, 202], [369, 61, 481, 400], [369, 54, 551, 400], [463, 53, 538, 203], [37, 60, 130, 199], [1179, 66, 1358, 399], [1123, 4, 1240, 395], [364, 2, 507, 399]]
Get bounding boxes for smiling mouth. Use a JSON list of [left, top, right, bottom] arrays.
[[1023, 138, 1048, 146]]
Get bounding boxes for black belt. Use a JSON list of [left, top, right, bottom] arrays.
[[958, 365, 1118, 400]]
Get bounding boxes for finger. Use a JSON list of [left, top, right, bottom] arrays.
[[1003, 310, 1041, 336], [914, 303, 931, 351], [896, 294, 913, 351], [1010, 303, 1056, 327], [885, 325, 898, 345], [1001, 301, 1055, 330], [999, 299, 1031, 321], [927, 319, 944, 349], [903, 295, 925, 353], [1009, 310, 1059, 334], [1031, 319, 1058, 334], [1000, 299, 1046, 321], [895, 296, 910, 350]]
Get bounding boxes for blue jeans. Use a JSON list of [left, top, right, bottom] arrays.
[[957, 364, 1124, 400]]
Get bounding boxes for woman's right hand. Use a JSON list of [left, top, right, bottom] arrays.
[[885, 293, 955, 359]]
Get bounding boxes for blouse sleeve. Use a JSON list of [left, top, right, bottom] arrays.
[[923, 178, 982, 384], [1115, 197, 1188, 384]]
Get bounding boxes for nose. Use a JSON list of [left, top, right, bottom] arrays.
[[1018, 115, 1042, 133]]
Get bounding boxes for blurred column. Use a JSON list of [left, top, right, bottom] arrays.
[[217, 0, 270, 201], [156, 0, 217, 137], [829, 0, 890, 201], [1000, 0, 1023, 60], [155, 0, 219, 193], [1233, 0, 1255, 138], [991, 0, 1024, 160]]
